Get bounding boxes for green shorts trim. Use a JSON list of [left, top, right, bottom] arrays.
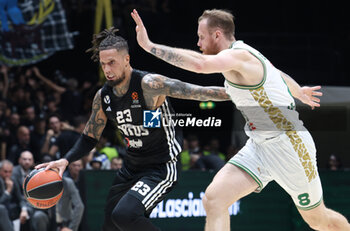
[[296, 196, 323, 211], [229, 160, 263, 191]]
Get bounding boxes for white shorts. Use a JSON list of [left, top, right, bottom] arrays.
[[229, 131, 323, 210]]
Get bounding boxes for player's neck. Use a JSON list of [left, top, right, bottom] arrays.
[[112, 67, 133, 97], [219, 38, 236, 51]]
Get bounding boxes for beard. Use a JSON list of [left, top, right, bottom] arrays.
[[106, 74, 126, 87], [202, 47, 218, 55], [200, 43, 220, 55]]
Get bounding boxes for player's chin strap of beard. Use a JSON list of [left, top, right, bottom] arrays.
[[64, 134, 98, 163]]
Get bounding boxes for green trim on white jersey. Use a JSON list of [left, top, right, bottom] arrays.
[[225, 42, 267, 90]]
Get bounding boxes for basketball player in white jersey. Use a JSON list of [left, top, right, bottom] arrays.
[[131, 8, 350, 231]]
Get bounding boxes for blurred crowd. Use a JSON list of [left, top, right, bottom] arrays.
[[0, 65, 124, 231]]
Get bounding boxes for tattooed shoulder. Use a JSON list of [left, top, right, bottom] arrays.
[[141, 74, 166, 91]]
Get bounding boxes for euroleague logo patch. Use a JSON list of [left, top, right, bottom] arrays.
[[131, 92, 138, 100], [131, 92, 140, 107]]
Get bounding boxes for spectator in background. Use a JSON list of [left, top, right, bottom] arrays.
[[7, 125, 35, 165], [327, 154, 342, 171], [89, 158, 103, 170], [0, 99, 9, 161], [110, 156, 123, 170], [22, 105, 36, 131], [33, 88, 46, 115], [179, 138, 190, 170], [48, 116, 87, 159], [191, 152, 226, 172], [0, 160, 31, 229], [31, 67, 64, 116], [8, 86, 28, 114], [85, 148, 110, 170], [6, 112, 21, 147], [0, 99, 7, 123], [45, 96, 60, 115], [12, 150, 34, 195], [30, 116, 46, 162], [32, 66, 83, 122], [180, 134, 201, 171], [64, 159, 83, 186], [60, 78, 83, 122], [203, 138, 226, 161], [181, 136, 226, 172], [96, 132, 119, 162], [41, 114, 63, 158], [0, 202, 13, 231], [56, 176, 84, 231], [0, 66, 9, 99]]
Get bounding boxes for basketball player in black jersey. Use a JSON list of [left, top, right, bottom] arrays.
[[36, 27, 230, 231]]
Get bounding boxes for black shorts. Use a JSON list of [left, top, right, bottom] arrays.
[[104, 158, 179, 218]]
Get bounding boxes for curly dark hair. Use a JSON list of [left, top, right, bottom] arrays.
[[86, 27, 129, 62]]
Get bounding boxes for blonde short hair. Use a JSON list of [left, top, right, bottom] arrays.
[[198, 9, 235, 39]]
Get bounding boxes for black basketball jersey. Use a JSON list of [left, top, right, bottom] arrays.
[[100, 69, 182, 170]]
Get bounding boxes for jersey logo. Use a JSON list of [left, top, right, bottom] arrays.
[[131, 92, 139, 100], [125, 137, 144, 149], [131, 91, 140, 106], [106, 106, 111, 112], [143, 109, 161, 128], [104, 95, 110, 104]]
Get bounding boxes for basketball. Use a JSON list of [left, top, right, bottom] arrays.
[[23, 168, 64, 209]]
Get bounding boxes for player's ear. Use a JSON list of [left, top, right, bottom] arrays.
[[124, 54, 130, 63], [215, 30, 221, 39]]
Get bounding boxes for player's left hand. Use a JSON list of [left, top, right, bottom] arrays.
[[299, 86, 322, 110], [131, 9, 153, 51]]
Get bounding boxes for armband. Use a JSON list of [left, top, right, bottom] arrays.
[[64, 134, 98, 163]]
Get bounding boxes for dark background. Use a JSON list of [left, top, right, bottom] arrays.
[[45, 0, 350, 86], [36, 0, 350, 167]]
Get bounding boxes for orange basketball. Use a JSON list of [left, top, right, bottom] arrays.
[[23, 168, 63, 209]]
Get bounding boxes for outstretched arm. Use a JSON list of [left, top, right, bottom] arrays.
[[141, 74, 230, 104], [131, 9, 241, 74], [280, 71, 322, 109]]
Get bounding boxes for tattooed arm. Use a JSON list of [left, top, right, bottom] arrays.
[[131, 9, 242, 74], [142, 74, 230, 108], [83, 89, 108, 140], [35, 90, 106, 177]]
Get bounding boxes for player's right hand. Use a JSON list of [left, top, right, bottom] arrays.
[[131, 9, 153, 51], [35, 159, 69, 178]]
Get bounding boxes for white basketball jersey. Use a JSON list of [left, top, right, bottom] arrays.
[[224, 41, 305, 143]]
